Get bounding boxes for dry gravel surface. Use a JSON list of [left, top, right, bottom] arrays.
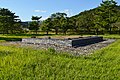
[[0, 39, 116, 56]]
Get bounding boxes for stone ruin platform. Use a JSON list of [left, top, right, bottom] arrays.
[[22, 36, 103, 47]]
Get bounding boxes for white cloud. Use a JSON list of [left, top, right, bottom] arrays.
[[34, 10, 47, 13], [64, 9, 70, 16], [41, 17, 48, 20], [60, 9, 73, 17]]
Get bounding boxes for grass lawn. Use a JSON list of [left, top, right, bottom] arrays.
[[0, 33, 120, 42], [0, 35, 120, 79]]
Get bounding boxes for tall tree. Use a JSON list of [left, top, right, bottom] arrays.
[[60, 17, 69, 34], [41, 18, 53, 35], [29, 21, 39, 34], [29, 16, 42, 34], [50, 12, 67, 34], [0, 8, 21, 34], [96, 0, 118, 33]]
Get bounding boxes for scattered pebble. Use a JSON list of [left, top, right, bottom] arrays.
[[0, 39, 116, 56]]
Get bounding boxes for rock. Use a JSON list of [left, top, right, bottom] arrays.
[[0, 39, 116, 56]]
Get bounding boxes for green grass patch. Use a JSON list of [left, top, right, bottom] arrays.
[[0, 33, 120, 41], [99, 34, 120, 39], [0, 39, 120, 79]]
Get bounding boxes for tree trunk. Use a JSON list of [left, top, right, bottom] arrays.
[[35, 30, 37, 34], [46, 31, 49, 35], [55, 30, 58, 35], [109, 27, 112, 34], [96, 28, 98, 35], [63, 30, 67, 35], [55, 27, 58, 35]]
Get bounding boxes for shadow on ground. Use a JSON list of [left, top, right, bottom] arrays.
[[0, 37, 22, 41]]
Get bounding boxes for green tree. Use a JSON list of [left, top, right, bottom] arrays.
[[29, 16, 42, 34], [70, 18, 78, 33], [32, 16, 42, 21], [29, 21, 39, 34], [50, 12, 67, 34], [0, 8, 21, 34], [78, 12, 94, 32], [96, 0, 118, 33], [70, 10, 95, 34], [69, 0, 120, 34], [60, 17, 69, 34], [41, 18, 52, 35]]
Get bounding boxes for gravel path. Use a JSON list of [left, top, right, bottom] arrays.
[[0, 39, 116, 56]]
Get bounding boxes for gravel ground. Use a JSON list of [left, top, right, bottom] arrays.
[[0, 39, 116, 56]]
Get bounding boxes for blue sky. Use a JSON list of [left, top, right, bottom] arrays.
[[0, 0, 120, 21]]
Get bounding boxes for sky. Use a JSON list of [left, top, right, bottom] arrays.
[[0, 0, 120, 21]]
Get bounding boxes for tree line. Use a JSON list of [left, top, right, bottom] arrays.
[[0, 0, 120, 35], [41, 0, 120, 35]]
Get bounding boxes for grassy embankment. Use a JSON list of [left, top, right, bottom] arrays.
[[0, 34, 120, 79]]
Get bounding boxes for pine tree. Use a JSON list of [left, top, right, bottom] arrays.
[[96, 0, 118, 33]]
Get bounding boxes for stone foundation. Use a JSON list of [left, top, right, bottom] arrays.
[[22, 36, 103, 47]]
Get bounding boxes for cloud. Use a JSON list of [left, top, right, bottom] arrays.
[[41, 17, 48, 20], [34, 10, 47, 13], [59, 9, 73, 17]]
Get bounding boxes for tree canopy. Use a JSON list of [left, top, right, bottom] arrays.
[[29, 16, 42, 34], [0, 8, 21, 34], [1, 0, 120, 35]]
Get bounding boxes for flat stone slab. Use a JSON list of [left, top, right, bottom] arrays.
[[72, 36, 103, 47], [22, 36, 103, 47]]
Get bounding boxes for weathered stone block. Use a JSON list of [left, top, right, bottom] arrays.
[[22, 36, 103, 47]]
